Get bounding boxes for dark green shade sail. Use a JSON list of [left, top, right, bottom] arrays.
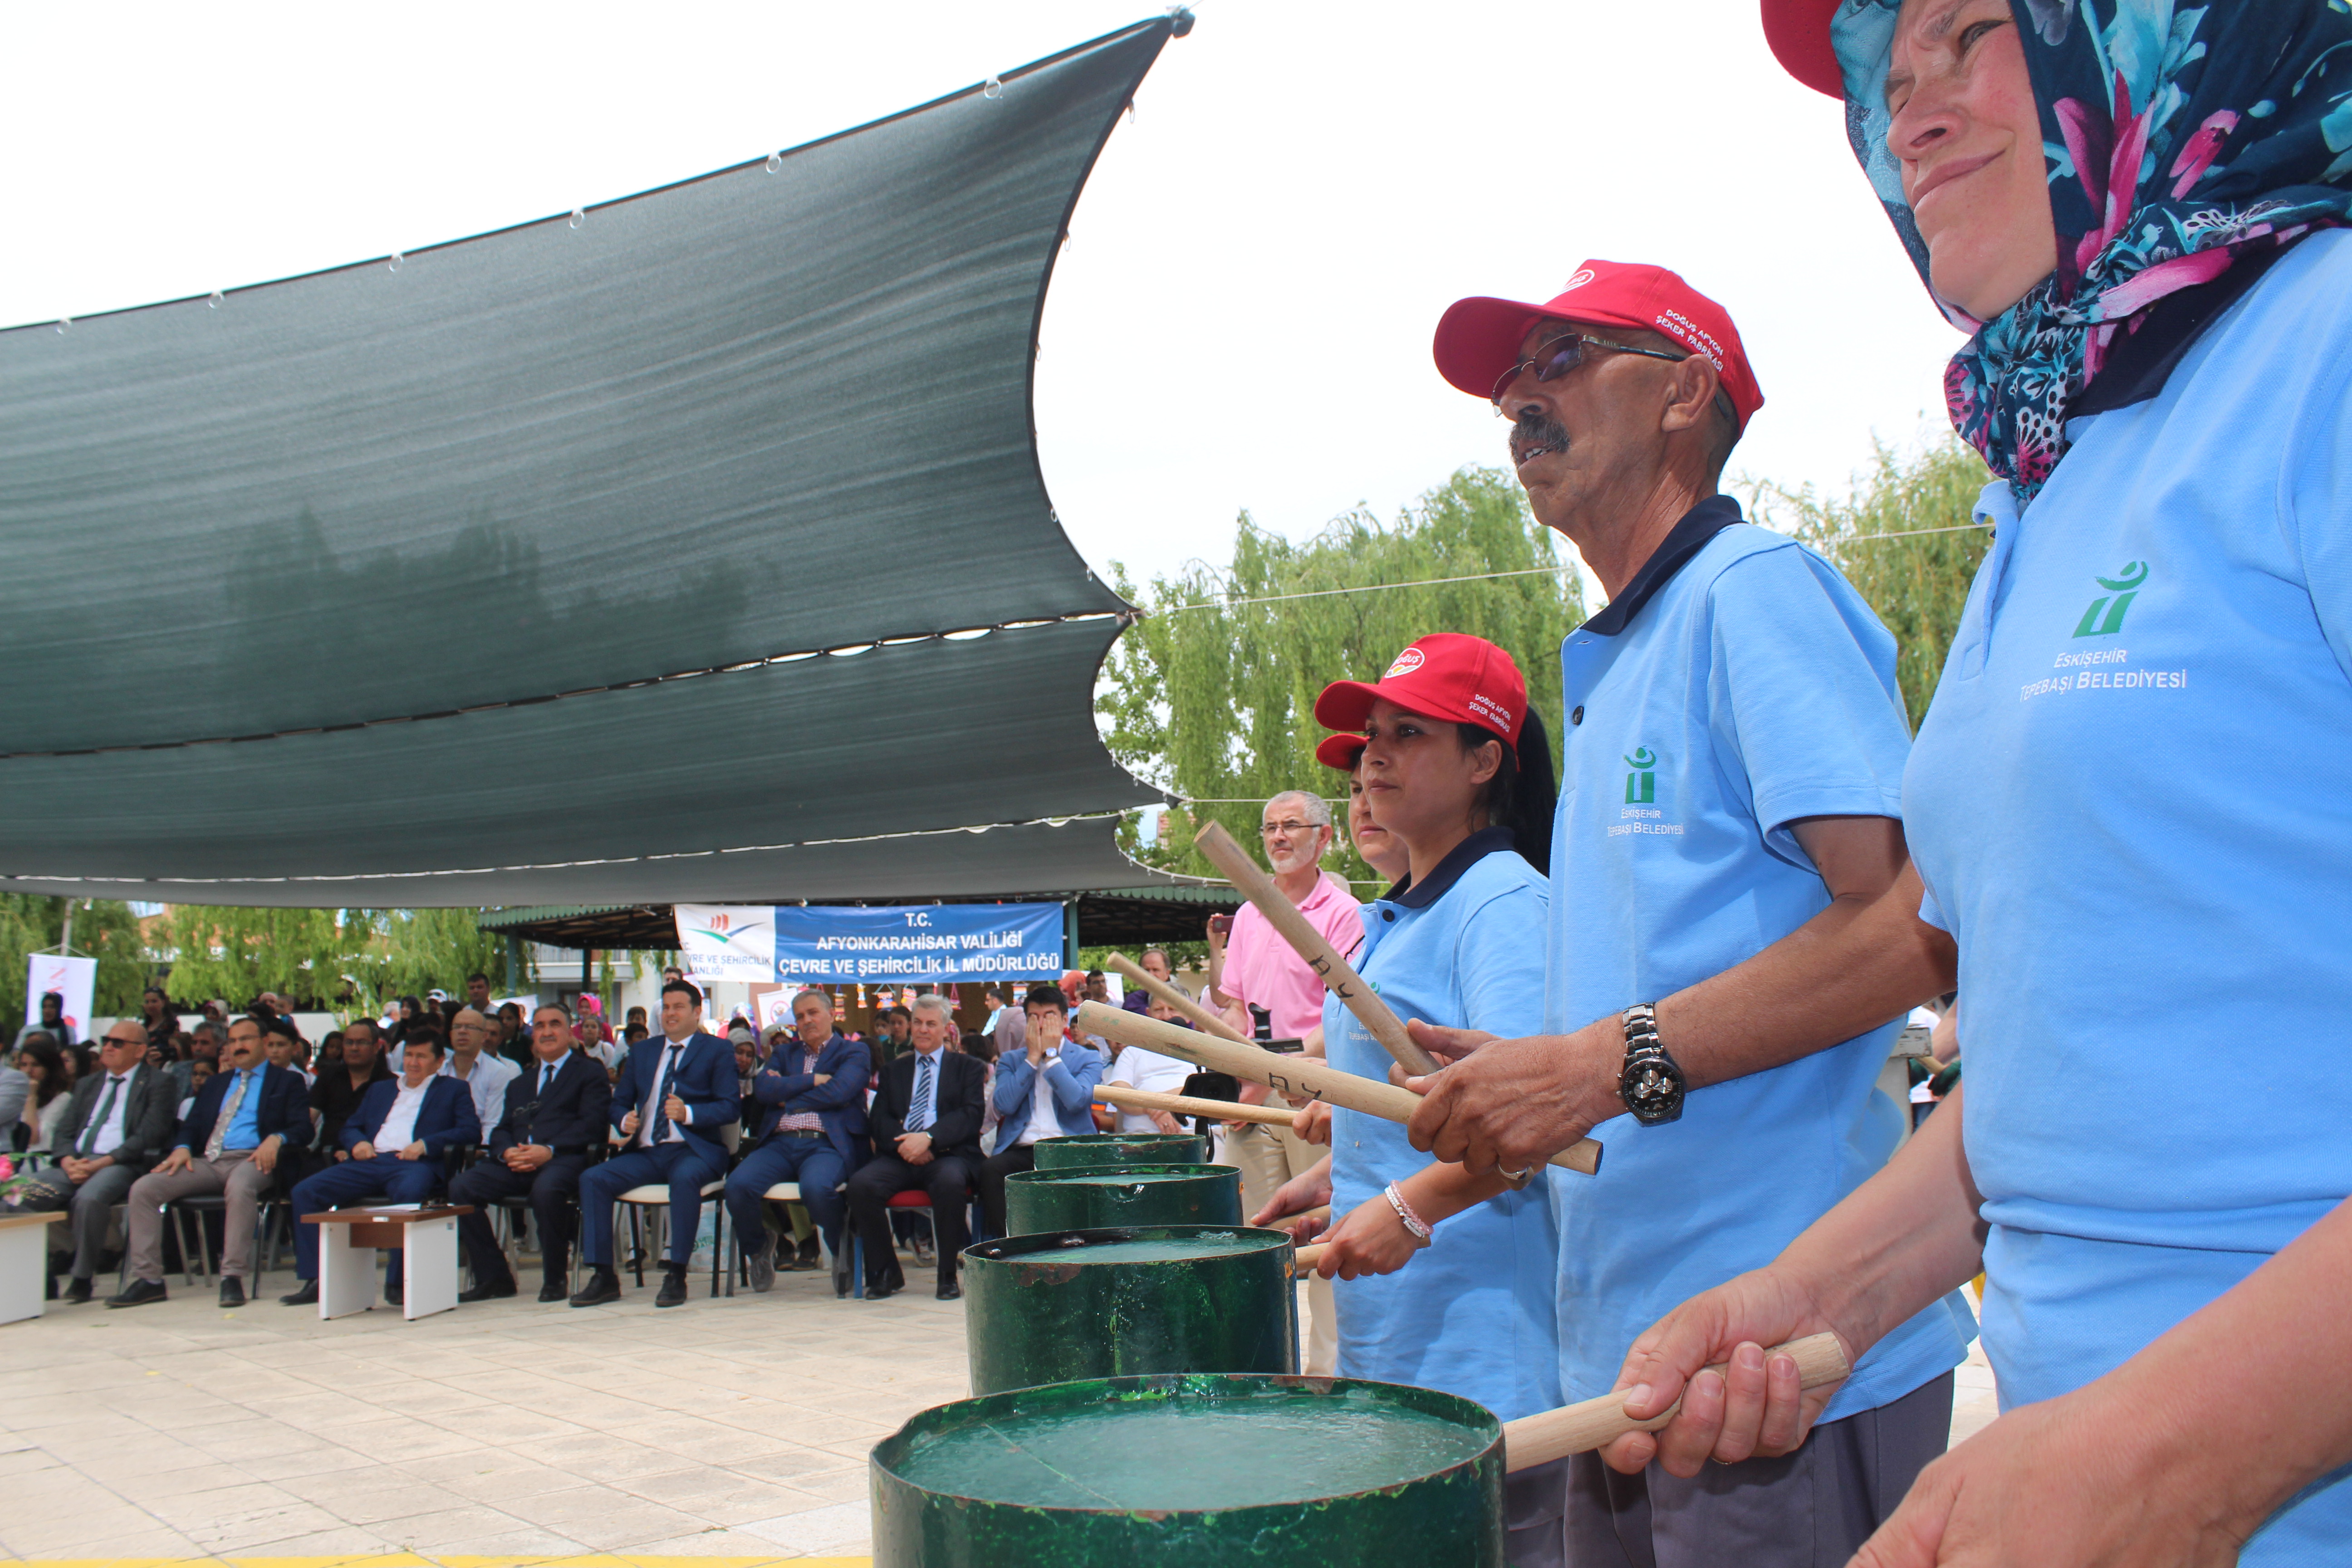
[[0, 18, 1183, 906]]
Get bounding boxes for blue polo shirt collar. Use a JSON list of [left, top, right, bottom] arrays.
[[1384, 826, 1519, 911], [1578, 494, 1744, 637]]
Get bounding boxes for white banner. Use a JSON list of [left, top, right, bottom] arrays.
[[24, 954, 97, 1044], [673, 904, 776, 982]]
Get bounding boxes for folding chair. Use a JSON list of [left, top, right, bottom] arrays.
[[614, 1122, 738, 1298]]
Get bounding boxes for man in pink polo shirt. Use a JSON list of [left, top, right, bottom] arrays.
[[1206, 788, 1362, 1373]]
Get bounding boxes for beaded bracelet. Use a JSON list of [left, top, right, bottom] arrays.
[[1384, 1181, 1434, 1246]]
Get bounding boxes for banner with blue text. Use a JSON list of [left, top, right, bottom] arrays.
[[771, 903, 1065, 985]]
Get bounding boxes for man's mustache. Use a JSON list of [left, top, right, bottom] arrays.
[[1511, 411, 1570, 463]]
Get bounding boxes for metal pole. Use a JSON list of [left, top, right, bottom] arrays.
[[505, 935, 524, 996], [1062, 901, 1079, 970], [58, 896, 75, 956]]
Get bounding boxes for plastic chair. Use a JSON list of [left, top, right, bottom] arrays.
[[613, 1122, 738, 1298], [847, 1187, 982, 1299]]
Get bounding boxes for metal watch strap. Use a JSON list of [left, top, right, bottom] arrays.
[[1618, 1002, 1686, 1126]]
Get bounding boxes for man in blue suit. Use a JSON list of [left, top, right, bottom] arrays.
[[979, 985, 1106, 1238], [279, 1032, 480, 1306], [724, 987, 870, 1292], [571, 978, 738, 1309], [448, 1001, 613, 1302]]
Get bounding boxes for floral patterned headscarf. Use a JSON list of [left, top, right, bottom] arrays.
[[1831, 0, 2352, 500]]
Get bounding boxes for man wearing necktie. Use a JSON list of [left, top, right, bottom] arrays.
[[844, 995, 987, 1300], [572, 978, 739, 1308], [110, 1017, 312, 1309], [448, 1002, 613, 1302], [22, 1021, 179, 1304]]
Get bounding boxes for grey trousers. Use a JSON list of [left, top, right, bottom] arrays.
[[124, 1152, 270, 1282], [1564, 1371, 1954, 1568], [1508, 1454, 1571, 1568], [39, 1163, 138, 1280]]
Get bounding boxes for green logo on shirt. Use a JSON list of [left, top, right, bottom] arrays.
[[1623, 747, 1658, 804], [2072, 562, 2147, 637]]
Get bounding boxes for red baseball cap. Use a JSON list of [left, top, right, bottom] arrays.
[[1314, 733, 1367, 772], [1432, 259, 1764, 433], [1759, 0, 1844, 99], [1315, 634, 1527, 749]]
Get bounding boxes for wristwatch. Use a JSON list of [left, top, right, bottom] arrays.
[[1617, 1003, 1686, 1125]]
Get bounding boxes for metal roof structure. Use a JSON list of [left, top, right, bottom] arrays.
[[0, 16, 1188, 907]]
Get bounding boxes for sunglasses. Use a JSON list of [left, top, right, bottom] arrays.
[[1490, 330, 1687, 407]]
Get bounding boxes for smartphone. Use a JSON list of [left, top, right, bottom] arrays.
[[1208, 913, 1233, 938]]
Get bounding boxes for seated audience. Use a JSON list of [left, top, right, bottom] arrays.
[[978, 986, 1104, 1237], [21, 1022, 178, 1302], [279, 1033, 480, 1307], [443, 1008, 521, 1132], [570, 979, 737, 1309], [15, 991, 77, 1051], [1103, 987, 1200, 1133], [170, 1021, 225, 1100], [725, 988, 870, 1292], [111, 1016, 312, 1308], [308, 1016, 395, 1171], [10, 1037, 70, 1157], [495, 1001, 531, 1066], [845, 998, 986, 1301], [449, 1003, 612, 1302]]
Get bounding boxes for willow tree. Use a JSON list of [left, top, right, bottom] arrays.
[[159, 905, 510, 1017], [1100, 466, 1583, 885], [0, 895, 150, 1022], [1749, 436, 1995, 730]]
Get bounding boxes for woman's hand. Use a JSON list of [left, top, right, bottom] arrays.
[[1292, 1102, 1333, 1145], [1314, 1191, 1423, 1279], [1600, 1264, 1852, 1478], [1852, 1385, 2250, 1568], [1249, 1153, 1333, 1240], [1147, 1109, 1183, 1134]]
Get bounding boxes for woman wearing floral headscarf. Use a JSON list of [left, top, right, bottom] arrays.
[[1597, 4, 2352, 1564]]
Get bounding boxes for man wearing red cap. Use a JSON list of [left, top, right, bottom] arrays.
[[1404, 260, 1975, 1564]]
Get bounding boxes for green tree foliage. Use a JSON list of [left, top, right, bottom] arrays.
[[1100, 466, 1583, 885], [1749, 436, 1994, 731], [158, 906, 511, 1018], [0, 896, 150, 1023]]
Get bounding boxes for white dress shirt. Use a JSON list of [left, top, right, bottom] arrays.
[[1020, 1049, 1066, 1147], [439, 1051, 518, 1134], [82, 1066, 140, 1157], [1103, 1044, 1192, 1134], [373, 1078, 432, 1151], [640, 1039, 688, 1148]]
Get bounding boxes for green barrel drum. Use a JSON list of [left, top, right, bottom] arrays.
[[963, 1225, 1295, 1395], [871, 1372, 1505, 1566], [1002, 1162, 1241, 1236], [1033, 1131, 1209, 1171]]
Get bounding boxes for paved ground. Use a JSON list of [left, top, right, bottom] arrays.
[[1, 1265, 1997, 1567]]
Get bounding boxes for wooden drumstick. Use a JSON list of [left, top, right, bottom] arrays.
[[1098, 1083, 1295, 1127], [1105, 952, 1249, 1043], [1194, 820, 1441, 1075], [1290, 1243, 1328, 1274], [1078, 1003, 1602, 1176], [1500, 1333, 1850, 1472]]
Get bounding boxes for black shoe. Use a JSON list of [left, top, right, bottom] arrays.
[[795, 1238, 822, 1271], [458, 1278, 516, 1303], [538, 1277, 570, 1303], [570, 1268, 622, 1307], [63, 1276, 93, 1305], [45, 1274, 57, 1301], [218, 1277, 246, 1309], [107, 1278, 168, 1309], [383, 1276, 403, 1306], [865, 1276, 900, 1300], [279, 1280, 318, 1306], [654, 1269, 689, 1308], [936, 1279, 962, 1301], [745, 1238, 777, 1294]]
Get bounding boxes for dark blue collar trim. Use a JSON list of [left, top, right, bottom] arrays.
[[1387, 826, 1518, 910], [1577, 494, 1743, 638]]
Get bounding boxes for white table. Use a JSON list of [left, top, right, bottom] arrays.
[[302, 1205, 472, 1321], [0, 1211, 66, 1325]]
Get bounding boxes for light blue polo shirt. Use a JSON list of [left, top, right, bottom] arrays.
[[1547, 504, 1975, 1418], [1905, 231, 2352, 1558], [1327, 827, 1561, 1422]]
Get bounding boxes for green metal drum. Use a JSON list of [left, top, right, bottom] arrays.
[[871, 1372, 1505, 1566], [963, 1225, 1295, 1395], [1033, 1131, 1209, 1171], [1002, 1162, 1241, 1236]]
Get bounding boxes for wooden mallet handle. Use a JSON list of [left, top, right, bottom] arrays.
[[1290, 1242, 1328, 1274], [1098, 1083, 1296, 1127], [1105, 952, 1249, 1043], [1194, 820, 1441, 1076], [1078, 1003, 1601, 1176], [1500, 1333, 1850, 1472]]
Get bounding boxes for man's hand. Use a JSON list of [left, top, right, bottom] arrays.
[[59, 1155, 100, 1183], [156, 1147, 194, 1176], [1292, 1102, 1333, 1145], [505, 1144, 553, 1171], [1314, 1191, 1426, 1279], [252, 1134, 281, 1175], [1402, 1019, 1621, 1176], [620, 1108, 641, 1136], [813, 1073, 831, 1086], [1248, 1154, 1333, 1241], [350, 1141, 377, 1162], [396, 1140, 427, 1161], [1147, 1109, 1183, 1134], [897, 1131, 935, 1166], [1597, 1264, 1849, 1477], [663, 1093, 689, 1124]]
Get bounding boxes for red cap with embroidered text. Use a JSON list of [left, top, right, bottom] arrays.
[[1432, 258, 1764, 432], [1759, 0, 1844, 99], [1315, 733, 1368, 771], [1315, 634, 1527, 749]]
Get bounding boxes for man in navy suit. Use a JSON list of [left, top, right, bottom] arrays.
[[448, 1002, 613, 1302], [278, 1032, 480, 1306], [724, 987, 870, 1292], [571, 978, 738, 1309], [109, 1014, 313, 1309]]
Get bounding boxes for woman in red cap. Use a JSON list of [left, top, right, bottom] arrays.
[[1269, 632, 1573, 1565], [1612, 4, 2352, 1563]]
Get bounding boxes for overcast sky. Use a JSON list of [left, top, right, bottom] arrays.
[[4, 0, 1964, 598]]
